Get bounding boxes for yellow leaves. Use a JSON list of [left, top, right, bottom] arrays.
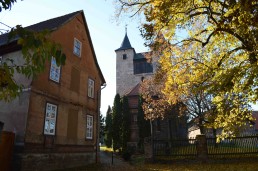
[[224, 8, 234, 18], [117, 0, 258, 139]]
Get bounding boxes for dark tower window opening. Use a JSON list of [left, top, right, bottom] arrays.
[[123, 54, 127, 60]]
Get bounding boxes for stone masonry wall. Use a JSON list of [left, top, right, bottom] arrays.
[[116, 49, 154, 96], [12, 152, 95, 171]]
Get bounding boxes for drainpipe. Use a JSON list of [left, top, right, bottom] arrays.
[[96, 83, 106, 163]]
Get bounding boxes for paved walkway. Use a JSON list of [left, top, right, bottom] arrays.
[[99, 150, 130, 167]]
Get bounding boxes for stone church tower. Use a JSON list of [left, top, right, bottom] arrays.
[[115, 32, 154, 96]]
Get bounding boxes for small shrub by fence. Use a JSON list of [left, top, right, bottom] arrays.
[[151, 134, 258, 162]]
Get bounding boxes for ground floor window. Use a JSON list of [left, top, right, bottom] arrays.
[[86, 115, 93, 139], [44, 103, 57, 135]]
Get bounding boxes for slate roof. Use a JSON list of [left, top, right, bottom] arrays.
[[115, 33, 134, 51], [134, 52, 152, 60], [0, 10, 81, 46]]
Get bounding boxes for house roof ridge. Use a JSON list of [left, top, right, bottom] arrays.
[[0, 10, 82, 46]]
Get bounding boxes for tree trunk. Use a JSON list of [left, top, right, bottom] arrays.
[[199, 118, 205, 134], [212, 128, 218, 148]]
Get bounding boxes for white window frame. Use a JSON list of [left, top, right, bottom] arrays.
[[86, 115, 93, 139], [44, 103, 58, 135], [88, 78, 95, 98], [73, 38, 82, 57], [49, 57, 61, 83]]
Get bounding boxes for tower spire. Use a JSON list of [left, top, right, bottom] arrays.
[[115, 25, 133, 51]]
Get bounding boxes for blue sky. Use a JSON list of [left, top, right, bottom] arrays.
[[0, 0, 149, 115]]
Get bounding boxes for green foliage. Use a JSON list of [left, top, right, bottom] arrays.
[[0, 0, 16, 11], [104, 106, 113, 148], [121, 96, 130, 152], [137, 95, 150, 149], [99, 113, 105, 144], [112, 94, 122, 151]]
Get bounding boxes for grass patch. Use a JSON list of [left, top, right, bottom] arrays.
[[56, 160, 258, 171], [130, 154, 145, 165], [136, 161, 258, 171], [100, 146, 113, 152], [100, 146, 121, 153]]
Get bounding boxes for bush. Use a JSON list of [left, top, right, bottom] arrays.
[[122, 151, 132, 161]]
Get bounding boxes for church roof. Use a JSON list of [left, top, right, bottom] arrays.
[[134, 52, 152, 60], [115, 33, 134, 51], [125, 83, 141, 96]]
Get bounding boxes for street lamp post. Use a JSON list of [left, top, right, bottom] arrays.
[[148, 95, 159, 162], [148, 106, 154, 162]]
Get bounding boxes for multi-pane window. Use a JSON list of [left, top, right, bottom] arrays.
[[88, 78, 94, 98], [49, 57, 61, 83], [44, 103, 57, 135], [86, 115, 93, 139], [73, 38, 82, 57]]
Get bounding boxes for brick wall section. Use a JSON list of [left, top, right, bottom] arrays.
[[12, 152, 95, 171]]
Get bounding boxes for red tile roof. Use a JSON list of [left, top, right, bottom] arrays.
[[125, 83, 140, 96]]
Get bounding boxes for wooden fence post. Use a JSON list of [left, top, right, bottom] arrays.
[[0, 131, 15, 171], [196, 134, 208, 162]]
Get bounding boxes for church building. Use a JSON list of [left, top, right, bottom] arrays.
[[115, 32, 155, 96], [115, 31, 188, 148]]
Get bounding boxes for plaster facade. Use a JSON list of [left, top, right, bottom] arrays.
[[0, 11, 105, 170]]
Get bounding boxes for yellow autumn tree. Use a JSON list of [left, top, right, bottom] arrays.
[[116, 0, 257, 138]]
